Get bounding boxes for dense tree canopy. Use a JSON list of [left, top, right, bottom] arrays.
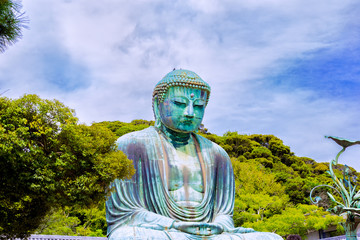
[[2, 97, 355, 239], [200, 131, 352, 237], [38, 120, 354, 239], [36, 206, 107, 237], [0, 95, 134, 239], [202, 131, 359, 206]]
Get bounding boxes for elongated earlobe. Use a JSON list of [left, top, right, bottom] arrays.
[[153, 98, 162, 128], [155, 118, 161, 128]]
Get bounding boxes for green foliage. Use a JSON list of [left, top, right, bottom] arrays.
[[0, 0, 28, 52], [36, 119, 156, 236], [203, 131, 338, 205], [36, 205, 107, 237], [201, 131, 350, 238], [232, 160, 288, 226], [93, 119, 154, 137], [35, 120, 353, 238], [0, 95, 134, 239], [36, 207, 80, 236], [244, 204, 343, 238], [232, 160, 285, 196]]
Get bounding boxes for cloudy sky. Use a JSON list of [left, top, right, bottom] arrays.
[[1, 0, 360, 169]]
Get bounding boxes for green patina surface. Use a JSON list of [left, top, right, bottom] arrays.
[[106, 69, 282, 239]]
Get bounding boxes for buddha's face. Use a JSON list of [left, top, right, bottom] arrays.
[[158, 86, 208, 133]]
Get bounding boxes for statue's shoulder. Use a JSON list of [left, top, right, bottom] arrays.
[[194, 133, 229, 158]]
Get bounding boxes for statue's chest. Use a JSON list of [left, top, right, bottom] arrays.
[[168, 149, 204, 191], [165, 143, 205, 206]]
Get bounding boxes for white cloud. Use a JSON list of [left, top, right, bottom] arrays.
[[1, 0, 360, 169]]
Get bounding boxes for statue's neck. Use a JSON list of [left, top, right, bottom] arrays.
[[159, 125, 192, 145]]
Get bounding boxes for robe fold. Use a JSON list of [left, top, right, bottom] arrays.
[[106, 127, 282, 240]]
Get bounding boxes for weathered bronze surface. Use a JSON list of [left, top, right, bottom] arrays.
[[106, 69, 283, 239]]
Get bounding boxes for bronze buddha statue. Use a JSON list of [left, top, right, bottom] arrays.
[[106, 69, 282, 240]]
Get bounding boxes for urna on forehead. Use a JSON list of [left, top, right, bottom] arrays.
[[152, 69, 211, 105]]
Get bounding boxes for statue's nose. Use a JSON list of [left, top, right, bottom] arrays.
[[184, 104, 194, 118]]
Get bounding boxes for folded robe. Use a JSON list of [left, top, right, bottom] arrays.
[[106, 127, 282, 240]]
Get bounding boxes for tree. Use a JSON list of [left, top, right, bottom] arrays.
[[244, 204, 343, 238], [35, 121, 351, 238], [35, 207, 80, 236], [0, 0, 28, 53], [203, 131, 347, 237], [0, 94, 135, 239], [36, 205, 107, 237], [93, 119, 154, 137], [232, 160, 289, 227]]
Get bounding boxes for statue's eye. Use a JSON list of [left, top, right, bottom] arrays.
[[172, 100, 186, 106], [194, 100, 205, 108]]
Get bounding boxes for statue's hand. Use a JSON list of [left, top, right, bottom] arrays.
[[233, 226, 256, 233], [172, 221, 224, 236]]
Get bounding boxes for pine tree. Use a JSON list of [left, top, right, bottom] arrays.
[[0, 0, 28, 53]]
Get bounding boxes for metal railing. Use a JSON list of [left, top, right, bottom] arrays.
[[20, 233, 360, 240], [321, 234, 360, 240]]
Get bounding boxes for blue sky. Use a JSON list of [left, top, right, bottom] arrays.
[[1, 0, 360, 169]]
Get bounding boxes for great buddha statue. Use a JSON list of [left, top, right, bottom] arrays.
[[106, 69, 282, 240]]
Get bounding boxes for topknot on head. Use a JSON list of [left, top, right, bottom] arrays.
[[152, 69, 211, 105]]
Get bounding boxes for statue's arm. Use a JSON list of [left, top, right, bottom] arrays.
[[106, 133, 175, 235], [107, 179, 175, 231], [211, 146, 255, 233]]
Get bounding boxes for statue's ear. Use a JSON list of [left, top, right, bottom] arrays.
[[153, 98, 162, 128]]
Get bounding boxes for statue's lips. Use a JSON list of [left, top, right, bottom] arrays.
[[181, 120, 194, 124]]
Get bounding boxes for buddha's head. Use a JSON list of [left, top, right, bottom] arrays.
[[153, 69, 211, 133]]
